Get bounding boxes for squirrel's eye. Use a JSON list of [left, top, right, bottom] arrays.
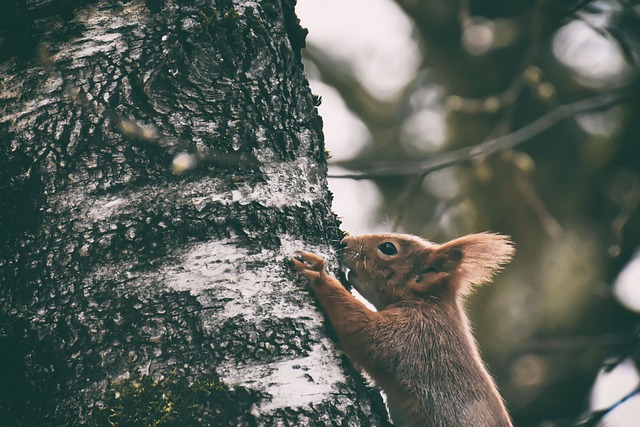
[[378, 242, 398, 256]]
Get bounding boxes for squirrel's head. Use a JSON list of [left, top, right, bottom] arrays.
[[340, 232, 515, 309]]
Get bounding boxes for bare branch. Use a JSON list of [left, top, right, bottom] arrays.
[[514, 171, 564, 238], [328, 90, 635, 180], [609, 175, 640, 257], [576, 385, 640, 427], [303, 45, 397, 129]]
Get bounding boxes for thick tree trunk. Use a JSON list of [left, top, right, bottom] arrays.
[[0, 0, 389, 425]]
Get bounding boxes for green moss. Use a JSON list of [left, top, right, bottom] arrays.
[[198, 9, 213, 26], [93, 358, 261, 426], [198, 5, 239, 28]]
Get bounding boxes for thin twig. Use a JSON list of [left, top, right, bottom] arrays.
[[609, 176, 640, 257], [514, 171, 564, 238], [328, 90, 635, 180], [566, 0, 598, 17], [575, 384, 640, 427]]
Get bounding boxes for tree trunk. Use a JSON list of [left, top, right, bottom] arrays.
[[0, 0, 389, 425]]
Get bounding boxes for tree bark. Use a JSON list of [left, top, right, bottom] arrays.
[[0, 0, 389, 425]]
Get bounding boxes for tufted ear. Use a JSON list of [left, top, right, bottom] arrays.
[[439, 232, 515, 296], [407, 246, 464, 296]]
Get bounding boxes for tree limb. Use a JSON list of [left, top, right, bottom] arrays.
[[328, 89, 636, 180]]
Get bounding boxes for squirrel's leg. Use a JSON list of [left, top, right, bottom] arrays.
[[290, 251, 380, 364]]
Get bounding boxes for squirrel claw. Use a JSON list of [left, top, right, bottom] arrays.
[[291, 251, 326, 273]]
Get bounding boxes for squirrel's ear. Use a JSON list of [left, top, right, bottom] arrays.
[[407, 247, 463, 295], [439, 232, 515, 296]]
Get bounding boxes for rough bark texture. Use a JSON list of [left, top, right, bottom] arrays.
[[0, 0, 389, 425]]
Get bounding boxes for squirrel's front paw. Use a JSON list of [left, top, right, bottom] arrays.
[[291, 251, 326, 272], [291, 251, 340, 288], [290, 251, 328, 284]]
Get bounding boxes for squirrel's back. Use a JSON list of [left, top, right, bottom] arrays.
[[365, 302, 511, 427]]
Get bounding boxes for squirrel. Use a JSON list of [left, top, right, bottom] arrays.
[[291, 232, 515, 427]]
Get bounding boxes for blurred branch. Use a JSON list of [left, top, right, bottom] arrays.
[[609, 175, 640, 256], [567, 0, 597, 17], [575, 384, 640, 427], [328, 89, 637, 180], [389, 175, 424, 231], [514, 169, 564, 238], [303, 45, 397, 128], [305, 43, 435, 162], [389, 0, 549, 229]]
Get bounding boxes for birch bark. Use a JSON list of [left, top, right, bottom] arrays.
[[0, 0, 389, 424]]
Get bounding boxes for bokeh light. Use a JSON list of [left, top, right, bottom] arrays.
[[308, 80, 371, 161], [297, 0, 420, 100], [552, 19, 631, 87], [613, 250, 640, 313]]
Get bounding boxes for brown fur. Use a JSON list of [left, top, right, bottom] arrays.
[[291, 233, 515, 427]]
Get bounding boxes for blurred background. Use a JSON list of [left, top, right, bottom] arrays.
[[296, 0, 640, 426]]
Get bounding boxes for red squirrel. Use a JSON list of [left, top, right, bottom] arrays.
[[291, 232, 515, 427]]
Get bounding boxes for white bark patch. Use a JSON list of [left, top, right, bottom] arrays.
[[163, 236, 333, 323], [53, 2, 146, 63], [76, 158, 326, 224], [219, 340, 345, 413], [232, 0, 261, 15], [163, 236, 347, 411], [255, 158, 326, 208], [86, 196, 128, 221], [0, 97, 59, 124]]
